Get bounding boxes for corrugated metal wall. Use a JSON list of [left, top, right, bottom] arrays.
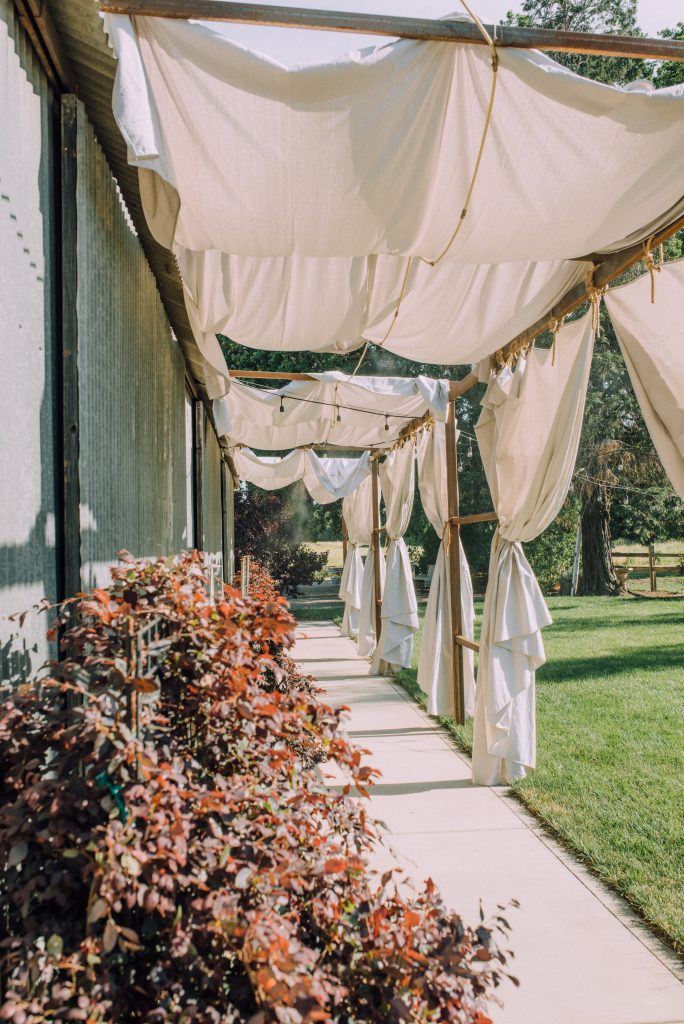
[[74, 102, 193, 588], [0, 0, 59, 682], [0, 23, 230, 685]]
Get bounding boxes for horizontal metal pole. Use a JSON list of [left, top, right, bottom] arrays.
[[99, 1, 684, 61]]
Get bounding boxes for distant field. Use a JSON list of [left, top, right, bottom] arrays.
[[307, 540, 369, 570]]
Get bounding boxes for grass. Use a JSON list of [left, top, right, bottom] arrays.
[[396, 595, 684, 954], [294, 590, 684, 954]]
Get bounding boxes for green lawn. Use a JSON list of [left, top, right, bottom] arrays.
[[294, 592, 684, 953]]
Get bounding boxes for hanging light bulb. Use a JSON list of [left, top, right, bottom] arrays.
[[279, 397, 285, 414], [458, 458, 464, 472], [336, 405, 341, 423], [467, 441, 473, 458], [384, 414, 389, 431]]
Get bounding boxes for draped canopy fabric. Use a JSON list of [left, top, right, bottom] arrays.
[[605, 261, 684, 499], [472, 313, 595, 786], [232, 447, 371, 505], [415, 423, 476, 718], [376, 444, 419, 669], [214, 374, 450, 451], [105, 13, 684, 392]]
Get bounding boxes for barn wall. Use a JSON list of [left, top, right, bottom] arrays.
[[0, 0, 59, 682], [0, 52, 230, 684], [73, 100, 193, 588]]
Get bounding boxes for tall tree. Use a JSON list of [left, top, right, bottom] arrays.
[[507, 1, 682, 594]]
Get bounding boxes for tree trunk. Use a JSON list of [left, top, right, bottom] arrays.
[[579, 484, 622, 596]]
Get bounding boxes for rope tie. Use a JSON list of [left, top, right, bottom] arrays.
[[348, 1, 497, 379], [419, 0, 499, 267], [642, 236, 660, 304]]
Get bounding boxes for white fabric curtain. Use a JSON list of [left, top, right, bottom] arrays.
[[214, 374, 450, 451], [232, 447, 308, 491], [358, 542, 386, 659], [106, 14, 684, 388], [376, 444, 419, 668], [605, 261, 684, 499], [232, 447, 371, 505], [472, 313, 595, 786], [416, 424, 476, 718], [304, 451, 371, 504], [340, 476, 373, 636]]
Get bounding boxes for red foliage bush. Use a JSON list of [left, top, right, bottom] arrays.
[[0, 553, 514, 1023]]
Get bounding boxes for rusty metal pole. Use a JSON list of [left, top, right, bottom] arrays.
[[371, 457, 382, 644], [445, 401, 465, 725]]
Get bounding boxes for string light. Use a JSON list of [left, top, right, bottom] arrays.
[[384, 414, 389, 431], [279, 397, 285, 413]]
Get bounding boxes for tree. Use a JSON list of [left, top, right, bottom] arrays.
[[654, 23, 684, 89], [507, 1, 683, 594], [234, 481, 327, 594], [505, 1, 651, 84]]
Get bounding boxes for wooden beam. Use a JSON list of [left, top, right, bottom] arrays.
[[99, 1, 684, 62], [444, 400, 465, 726], [455, 634, 480, 654], [370, 457, 382, 647], [502, 206, 684, 359], [229, 370, 317, 382], [452, 511, 498, 526], [231, 369, 471, 400], [14, 0, 79, 93], [449, 372, 478, 400]]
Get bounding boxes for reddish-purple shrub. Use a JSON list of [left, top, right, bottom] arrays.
[[0, 553, 514, 1023]]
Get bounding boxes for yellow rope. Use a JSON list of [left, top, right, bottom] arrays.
[[347, 256, 413, 378], [419, 2, 499, 267], [642, 235, 660, 304]]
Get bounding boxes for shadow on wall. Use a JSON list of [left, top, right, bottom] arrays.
[[0, 3, 61, 686]]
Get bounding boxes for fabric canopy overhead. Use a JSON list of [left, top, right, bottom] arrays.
[[105, 13, 684, 394], [214, 374, 450, 451], [605, 260, 684, 499], [232, 446, 371, 504], [472, 312, 595, 786]]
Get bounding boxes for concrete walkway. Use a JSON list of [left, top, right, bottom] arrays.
[[293, 621, 684, 1024]]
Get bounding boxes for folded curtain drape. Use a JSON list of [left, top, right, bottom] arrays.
[[376, 444, 419, 668], [105, 13, 684, 390], [415, 423, 476, 718], [472, 313, 595, 786], [605, 261, 684, 499], [340, 477, 373, 636], [232, 447, 371, 505], [358, 541, 386, 659]]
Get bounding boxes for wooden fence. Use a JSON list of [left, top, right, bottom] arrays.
[[612, 545, 684, 591]]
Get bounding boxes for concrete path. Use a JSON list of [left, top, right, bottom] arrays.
[[293, 621, 684, 1024]]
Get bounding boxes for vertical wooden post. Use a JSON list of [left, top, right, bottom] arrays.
[[341, 515, 348, 566], [445, 400, 465, 725], [60, 95, 82, 600], [649, 542, 657, 592], [241, 554, 251, 598], [371, 457, 382, 644], [193, 400, 204, 551]]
